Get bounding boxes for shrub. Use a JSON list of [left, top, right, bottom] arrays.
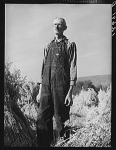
[[4, 61, 26, 107], [4, 61, 39, 147], [73, 81, 84, 95], [73, 80, 97, 96], [32, 82, 40, 104], [70, 88, 99, 117], [17, 80, 40, 110], [56, 85, 111, 147]]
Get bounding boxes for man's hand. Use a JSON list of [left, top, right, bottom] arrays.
[[36, 92, 41, 103], [64, 93, 73, 106], [64, 86, 73, 106], [36, 84, 42, 103]]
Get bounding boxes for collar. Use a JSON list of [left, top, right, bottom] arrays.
[[54, 35, 68, 43]]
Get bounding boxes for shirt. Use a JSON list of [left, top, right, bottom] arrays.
[[39, 36, 77, 86]]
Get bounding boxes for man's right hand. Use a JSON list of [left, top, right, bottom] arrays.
[[36, 84, 42, 103], [36, 92, 41, 103]]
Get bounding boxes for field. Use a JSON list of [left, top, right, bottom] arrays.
[[55, 87, 111, 147], [4, 63, 111, 147], [4, 84, 111, 147]]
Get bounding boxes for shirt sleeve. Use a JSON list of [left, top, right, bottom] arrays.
[[68, 42, 77, 86], [39, 45, 48, 84]]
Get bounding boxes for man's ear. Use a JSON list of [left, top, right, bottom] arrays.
[[63, 25, 67, 31], [66, 26, 67, 30], [64, 25, 67, 30]]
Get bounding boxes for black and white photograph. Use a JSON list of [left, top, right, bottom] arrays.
[[4, 3, 111, 147]]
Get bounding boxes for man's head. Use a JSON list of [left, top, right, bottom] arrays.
[[52, 17, 67, 36]]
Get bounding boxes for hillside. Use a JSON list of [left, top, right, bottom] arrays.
[[77, 74, 111, 87]]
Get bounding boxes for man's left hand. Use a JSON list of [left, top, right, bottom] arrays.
[[64, 93, 73, 106]]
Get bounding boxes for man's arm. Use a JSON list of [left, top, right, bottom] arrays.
[[65, 42, 77, 106], [69, 42, 77, 87], [36, 46, 48, 102], [39, 45, 48, 84], [68, 42, 77, 93]]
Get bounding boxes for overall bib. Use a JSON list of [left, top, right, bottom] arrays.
[[37, 40, 70, 146]]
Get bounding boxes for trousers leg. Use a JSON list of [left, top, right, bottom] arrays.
[[36, 116, 53, 147], [51, 82, 70, 142], [36, 84, 54, 147]]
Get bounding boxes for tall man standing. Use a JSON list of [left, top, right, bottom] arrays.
[[36, 17, 77, 147]]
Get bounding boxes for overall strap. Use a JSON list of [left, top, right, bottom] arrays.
[[63, 38, 70, 60], [44, 40, 55, 62]]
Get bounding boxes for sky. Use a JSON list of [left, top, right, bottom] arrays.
[[5, 4, 111, 83]]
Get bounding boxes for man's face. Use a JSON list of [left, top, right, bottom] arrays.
[[53, 19, 65, 35]]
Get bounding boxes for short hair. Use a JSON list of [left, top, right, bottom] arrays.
[[53, 17, 67, 30]]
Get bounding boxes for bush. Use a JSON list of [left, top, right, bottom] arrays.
[[70, 88, 99, 117], [4, 61, 39, 147], [32, 82, 40, 104], [73, 81, 84, 95], [82, 80, 97, 92], [17, 80, 40, 108], [4, 61, 26, 107], [56, 85, 111, 147], [73, 80, 97, 96], [95, 84, 109, 93]]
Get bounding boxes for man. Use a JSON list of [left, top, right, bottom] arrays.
[[36, 17, 77, 147]]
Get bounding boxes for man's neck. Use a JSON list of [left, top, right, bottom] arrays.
[[55, 34, 64, 41]]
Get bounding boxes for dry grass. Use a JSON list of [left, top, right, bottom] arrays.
[[55, 87, 111, 147], [4, 83, 111, 147]]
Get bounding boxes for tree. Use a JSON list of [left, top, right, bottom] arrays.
[[73, 81, 84, 95], [82, 80, 93, 91]]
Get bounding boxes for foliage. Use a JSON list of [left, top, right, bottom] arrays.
[[4, 61, 111, 147], [95, 84, 109, 93], [70, 88, 99, 116], [73, 81, 84, 95], [82, 80, 93, 91], [17, 80, 39, 108], [73, 80, 97, 96], [4, 61, 39, 106], [4, 61, 39, 147], [4, 104, 38, 147], [4, 61, 26, 106], [55, 85, 111, 147], [32, 82, 40, 104]]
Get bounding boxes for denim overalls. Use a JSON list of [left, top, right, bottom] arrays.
[[37, 39, 70, 146]]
